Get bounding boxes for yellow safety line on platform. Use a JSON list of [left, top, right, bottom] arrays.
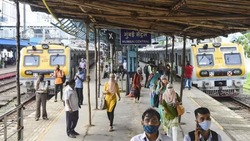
[[36, 107, 65, 141], [189, 97, 224, 131]]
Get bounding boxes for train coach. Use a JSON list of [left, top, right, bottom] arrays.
[[19, 43, 95, 95], [139, 42, 247, 97]]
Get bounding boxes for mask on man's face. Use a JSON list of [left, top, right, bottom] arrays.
[[143, 125, 159, 134], [198, 120, 211, 131]]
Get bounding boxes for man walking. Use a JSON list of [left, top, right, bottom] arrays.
[[74, 67, 85, 105], [52, 64, 64, 102], [64, 79, 80, 138], [184, 61, 193, 90]]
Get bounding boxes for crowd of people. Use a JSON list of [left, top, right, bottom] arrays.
[[33, 56, 222, 140]]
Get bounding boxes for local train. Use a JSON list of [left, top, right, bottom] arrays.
[[19, 43, 95, 95], [139, 42, 247, 97]]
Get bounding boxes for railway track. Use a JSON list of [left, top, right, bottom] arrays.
[[215, 96, 250, 121]]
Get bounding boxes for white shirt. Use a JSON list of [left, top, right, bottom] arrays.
[[123, 61, 127, 70], [64, 85, 79, 112], [183, 131, 222, 141], [130, 132, 172, 141]]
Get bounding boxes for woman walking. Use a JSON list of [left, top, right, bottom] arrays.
[[161, 83, 180, 141], [132, 67, 143, 103], [103, 73, 121, 132]]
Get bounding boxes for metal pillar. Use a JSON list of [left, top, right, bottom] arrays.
[[15, 0, 23, 140], [85, 22, 92, 125], [94, 28, 98, 109], [97, 29, 101, 98], [110, 43, 114, 73], [170, 36, 175, 84]]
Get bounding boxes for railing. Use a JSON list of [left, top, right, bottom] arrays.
[[0, 104, 24, 141]]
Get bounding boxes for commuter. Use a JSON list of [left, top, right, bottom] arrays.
[[100, 57, 104, 72], [79, 58, 85, 69], [155, 75, 168, 109], [103, 73, 121, 132], [34, 73, 48, 121], [184, 61, 194, 90], [52, 64, 65, 102], [103, 65, 109, 79], [183, 107, 222, 141], [143, 63, 150, 88], [130, 108, 172, 141], [64, 79, 80, 138], [131, 67, 143, 103], [160, 84, 180, 141], [74, 67, 85, 105], [149, 67, 161, 107], [165, 61, 171, 81], [122, 59, 127, 80], [157, 61, 164, 75]]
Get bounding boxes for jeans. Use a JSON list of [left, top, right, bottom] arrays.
[[66, 110, 79, 135], [183, 78, 192, 89]]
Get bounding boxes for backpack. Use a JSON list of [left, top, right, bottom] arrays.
[[143, 65, 149, 74], [60, 70, 66, 83], [188, 130, 218, 141]]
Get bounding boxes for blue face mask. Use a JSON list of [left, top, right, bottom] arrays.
[[199, 120, 211, 131], [78, 70, 83, 74], [143, 125, 159, 134]]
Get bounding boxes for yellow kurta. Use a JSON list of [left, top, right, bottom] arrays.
[[104, 82, 120, 112]]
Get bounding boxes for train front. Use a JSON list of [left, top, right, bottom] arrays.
[[19, 44, 69, 94], [192, 42, 247, 97]]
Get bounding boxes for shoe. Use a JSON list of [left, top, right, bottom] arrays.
[[109, 126, 114, 132], [68, 134, 76, 138], [43, 117, 48, 120], [72, 131, 80, 135], [54, 99, 57, 102], [35, 118, 39, 121]]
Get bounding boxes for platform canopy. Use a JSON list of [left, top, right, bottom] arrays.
[[18, 0, 250, 39]]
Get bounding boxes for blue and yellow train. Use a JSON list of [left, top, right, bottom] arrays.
[[139, 42, 247, 97], [19, 43, 95, 94]]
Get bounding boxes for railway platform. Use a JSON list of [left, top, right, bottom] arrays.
[[0, 65, 16, 80], [16, 69, 240, 141]]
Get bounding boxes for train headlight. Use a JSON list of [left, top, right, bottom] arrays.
[[25, 70, 33, 75], [200, 70, 209, 76], [213, 43, 221, 48], [233, 69, 242, 75], [42, 44, 49, 49], [234, 80, 241, 87]]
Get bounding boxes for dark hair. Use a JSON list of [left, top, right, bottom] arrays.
[[194, 107, 210, 118], [65, 79, 75, 86], [187, 61, 190, 65], [142, 108, 160, 121]]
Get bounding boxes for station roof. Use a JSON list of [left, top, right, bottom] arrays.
[[19, 0, 250, 39]]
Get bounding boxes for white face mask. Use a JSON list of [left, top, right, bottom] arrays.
[[199, 120, 211, 131]]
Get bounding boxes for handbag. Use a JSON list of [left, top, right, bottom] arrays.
[[176, 104, 185, 116], [99, 94, 107, 110], [153, 94, 159, 108]]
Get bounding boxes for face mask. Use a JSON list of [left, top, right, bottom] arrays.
[[199, 120, 211, 131], [143, 125, 159, 134]]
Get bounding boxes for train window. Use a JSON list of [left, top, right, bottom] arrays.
[[224, 53, 241, 65], [50, 55, 66, 66], [197, 54, 214, 66], [24, 55, 39, 66]]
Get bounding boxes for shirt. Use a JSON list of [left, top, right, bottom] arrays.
[[53, 69, 64, 84], [183, 131, 222, 141], [130, 132, 172, 141], [35, 80, 48, 93], [123, 61, 127, 70], [184, 65, 193, 78], [75, 71, 85, 88], [64, 85, 79, 111]]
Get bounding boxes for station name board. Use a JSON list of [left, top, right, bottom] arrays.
[[120, 29, 151, 45]]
